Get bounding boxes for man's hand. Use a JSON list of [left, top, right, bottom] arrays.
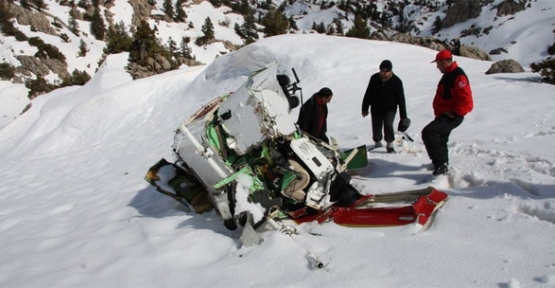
[[362, 111, 369, 117]]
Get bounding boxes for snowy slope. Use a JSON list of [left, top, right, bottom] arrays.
[[0, 34, 554, 288], [423, 0, 555, 66], [1, 0, 554, 131]]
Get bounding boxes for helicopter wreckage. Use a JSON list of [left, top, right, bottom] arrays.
[[145, 62, 447, 249]]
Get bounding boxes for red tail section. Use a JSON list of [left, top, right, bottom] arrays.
[[291, 187, 448, 230]]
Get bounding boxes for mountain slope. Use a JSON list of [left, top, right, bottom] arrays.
[[0, 35, 554, 287], [1, 0, 554, 128]]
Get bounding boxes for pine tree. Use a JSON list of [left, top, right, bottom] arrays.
[[288, 16, 298, 30], [60, 33, 70, 42], [548, 32, 555, 55], [68, 14, 79, 35], [396, 3, 410, 33], [104, 22, 132, 54], [262, 6, 288, 37], [345, 14, 370, 39], [175, 0, 187, 22], [180, 36, 193, 59], [196, 17, 215, 46], [368, 3, 380, 21], [378, 11, 391, 29], [163, 0, 174, 19], [25, 76, 55, 99], [167, 36, 177, 56], [431, 16, 442, 35], [335, 20, 344, 35], [231, 0, 251, 16], [209, 0, 221, 7], [338, 0, 346, 11], [129, 20, 160, 65], [234, 23, 244, 38], [28, 37, 66, 63], [90, 6, 106, 40], [77, 0, 88, 9], [316, 22, 326, 34], [0, 63, 15, 80], [530, 59, 555, 84], [77, 0, 92, 10], [201, 17, 215, 40], [239, 11, 258, 44], [61, 69, 91, 87], [78, 39, 88, 57]]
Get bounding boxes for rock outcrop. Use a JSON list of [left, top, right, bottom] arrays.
[[459, 45, 492, 61], [485, 59, 525, 74], [390, 33, 491, 61], [391, 33, 449, 51], [496, 0, 527, 17], [128, 0, 154, 27], [442, 0, 483, 28], [8, 4, 57, 35]]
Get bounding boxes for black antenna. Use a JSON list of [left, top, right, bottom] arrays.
[[292, 68, 300, 84], [291, 68, 303, 105]]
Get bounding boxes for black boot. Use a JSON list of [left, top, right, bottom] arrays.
[[433, 163, 449, 175]]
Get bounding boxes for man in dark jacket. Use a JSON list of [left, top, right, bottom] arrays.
[[361, 60, 408, 153], [422, 49, 473, 175], [297, 87, 333, 143]]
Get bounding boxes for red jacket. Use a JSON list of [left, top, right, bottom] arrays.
[[433, 62, 473, 117]]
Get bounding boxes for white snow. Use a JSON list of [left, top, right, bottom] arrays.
[[2, 0, 554, 131], [1, 33, 554, 288], [0, 82, 28, 129], [419, 0, 555, 66], [1, 0, 555, 286]]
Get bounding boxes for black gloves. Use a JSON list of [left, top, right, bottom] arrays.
[[398, 118, 411, 132]]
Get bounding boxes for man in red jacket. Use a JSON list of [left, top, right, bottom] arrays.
[[422, 49, 473, 175]]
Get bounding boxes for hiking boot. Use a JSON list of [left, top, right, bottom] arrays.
[[433, 163, 449, 175], [386, 142, 395, 153], [368, 141, 383, 151]]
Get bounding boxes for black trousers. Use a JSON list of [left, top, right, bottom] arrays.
[[371, 110, 396, 143], [421, 114, 464, 167]]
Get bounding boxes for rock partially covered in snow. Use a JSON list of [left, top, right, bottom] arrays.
[[485, 59, 525, 74]]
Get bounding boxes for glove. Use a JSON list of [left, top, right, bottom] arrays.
[[398, 118, 411, 132]]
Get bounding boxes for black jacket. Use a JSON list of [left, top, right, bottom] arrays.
[[297, 94, 329, 143], [362, 73, 407, 118]]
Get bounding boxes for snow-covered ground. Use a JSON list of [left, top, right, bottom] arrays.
[[0, 34, 554, 287]]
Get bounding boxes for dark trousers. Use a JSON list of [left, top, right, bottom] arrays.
[[421, 115, 464, 167], [371, 110, 396, 143]]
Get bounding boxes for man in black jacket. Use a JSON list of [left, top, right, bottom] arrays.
[[297, 87, 333, 143], [361, 60, 408, 153]]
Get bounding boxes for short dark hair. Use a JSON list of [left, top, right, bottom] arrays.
[[380, 60, 393, 71], [318, 87, 333, 97]]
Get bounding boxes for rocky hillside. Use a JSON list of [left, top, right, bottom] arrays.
[[0, 0, 553, 98]]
